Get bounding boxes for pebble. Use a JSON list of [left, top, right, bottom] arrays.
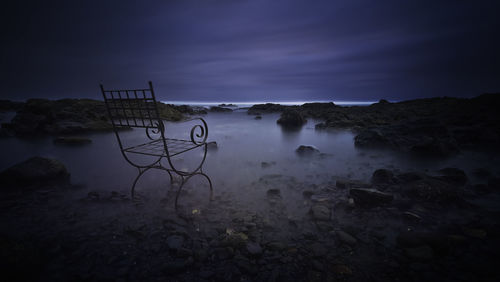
[[336, 230, 357, 246]]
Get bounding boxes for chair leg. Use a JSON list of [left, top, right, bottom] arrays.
[[131, 167, 150, 198], [174, 172, 213, 209], [174, 176, 186, 209]]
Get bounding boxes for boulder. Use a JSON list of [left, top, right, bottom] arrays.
[[349, 188, 393, 207], [295, 145, 319, 156], [277, 109, 306, 127], [0, 157, 70, 188], [371, 169, 394, 185], [354, 130, 392, 148], [209, 106, 232, 113], [335, 230, 357, 246], [310, 205, 330, 221], [207, 141, 218, 150], [436, 167, 467, 186]]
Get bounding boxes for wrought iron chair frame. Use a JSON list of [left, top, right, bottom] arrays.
[[100, 81, 212, 208]]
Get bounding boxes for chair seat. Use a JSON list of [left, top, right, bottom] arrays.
[[123, 138, 203, 157]]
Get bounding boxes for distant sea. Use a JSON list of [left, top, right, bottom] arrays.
[[162, 101, 376, 108]]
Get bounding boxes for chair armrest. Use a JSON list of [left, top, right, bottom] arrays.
[[162, 117, 208, 145]]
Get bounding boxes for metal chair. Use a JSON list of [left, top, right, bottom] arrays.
[[100, 81, 212, 208]]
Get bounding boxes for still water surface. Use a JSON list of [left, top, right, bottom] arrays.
[[1, 111, 498, 209]]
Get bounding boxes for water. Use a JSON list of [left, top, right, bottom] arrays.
[[1, 111, 499, 210], [164, 100, 377, 108]]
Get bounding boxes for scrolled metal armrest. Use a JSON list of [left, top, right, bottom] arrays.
[[162, 117, 208, 145]]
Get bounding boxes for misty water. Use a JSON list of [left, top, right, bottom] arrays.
[[1, 110, 499, 215]]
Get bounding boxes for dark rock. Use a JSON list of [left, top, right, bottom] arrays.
[[349, 188, 393, 207], [310, 205, 330, 221], [170, 104, 207, 115], [166, 235, 184, 251], [371, 169, 394, 185], [402, 178, 461, 203], [336, 230, 357, 246], [336, 179, 372, 189], [309, 243, 328, 257], [261, 161, 275, 168], [488, 177, 500, 190], [209, 106, 232, 113], [163, 259, 186, 274], [302, 190, 314, 198], [295, 145, 319, 156], [207, 141, 218, 150], [0, 99, 24, 111], [53, 136, 92, 145], [354, 129, 392, 148], [254, 115, 262, 120], [436, 167, 467, 186], [0, 157, 70, 188], [404, 245, 434, 261], [277, 109, 306, 127], [395, 172, 426, 183], [247, 103, 287, 115], [246, 242, 262, 256], [266, 188, 281, 197], [472, 168, 491, 178]]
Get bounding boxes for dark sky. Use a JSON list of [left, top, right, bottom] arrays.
[[1, 0, 499, 102]]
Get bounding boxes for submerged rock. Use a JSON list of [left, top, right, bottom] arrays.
[[295, 145, 320, 156], [349, 188, 393, 207], [0, 156, 70, 187], [310, 205, 330, 221], [207, 141, 218, 150], [277, 109, 306, 127]]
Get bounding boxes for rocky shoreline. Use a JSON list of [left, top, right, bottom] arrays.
[[250, 94, 500, 157], [1, 156, 499, 281]]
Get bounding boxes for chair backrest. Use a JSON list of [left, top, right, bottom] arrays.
[[100, 81, 161, 128]]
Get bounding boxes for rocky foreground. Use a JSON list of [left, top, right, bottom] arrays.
[[1, 157, 499, 281]]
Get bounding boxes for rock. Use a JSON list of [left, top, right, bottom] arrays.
[[295, 145, 320, 156], [163, 259, 186, 274], [207, 141, 218, 150], [404, 245, 434, 261], [53, 136, 92, 145], [277, 109, 306, 127], [0, 156, 70, 187], [436, 167, 467, 186], [254, 115, 262, 120], [247, 103, 287, 115], [354, 130, 392, 148], [209, 106, 232, 112], [335, 179, 372, 189], [309, 243, 328, 257], [371, 169, 394, 185], [488, 177, 500, 190], [402, 178, 461, 203], [246, 242, 262, 256], [166, 235, 184, 251], [261, 161, 275, 168], [266, 188, 281, 197], [302, 190, 314, 198], [310, 205, 330, 221], [331, 264, 352, 275], [349, 188, 393, 207], [336, 230, 357, 246]]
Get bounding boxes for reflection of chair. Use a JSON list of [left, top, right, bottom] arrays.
[[100, 81, 212, 208]]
